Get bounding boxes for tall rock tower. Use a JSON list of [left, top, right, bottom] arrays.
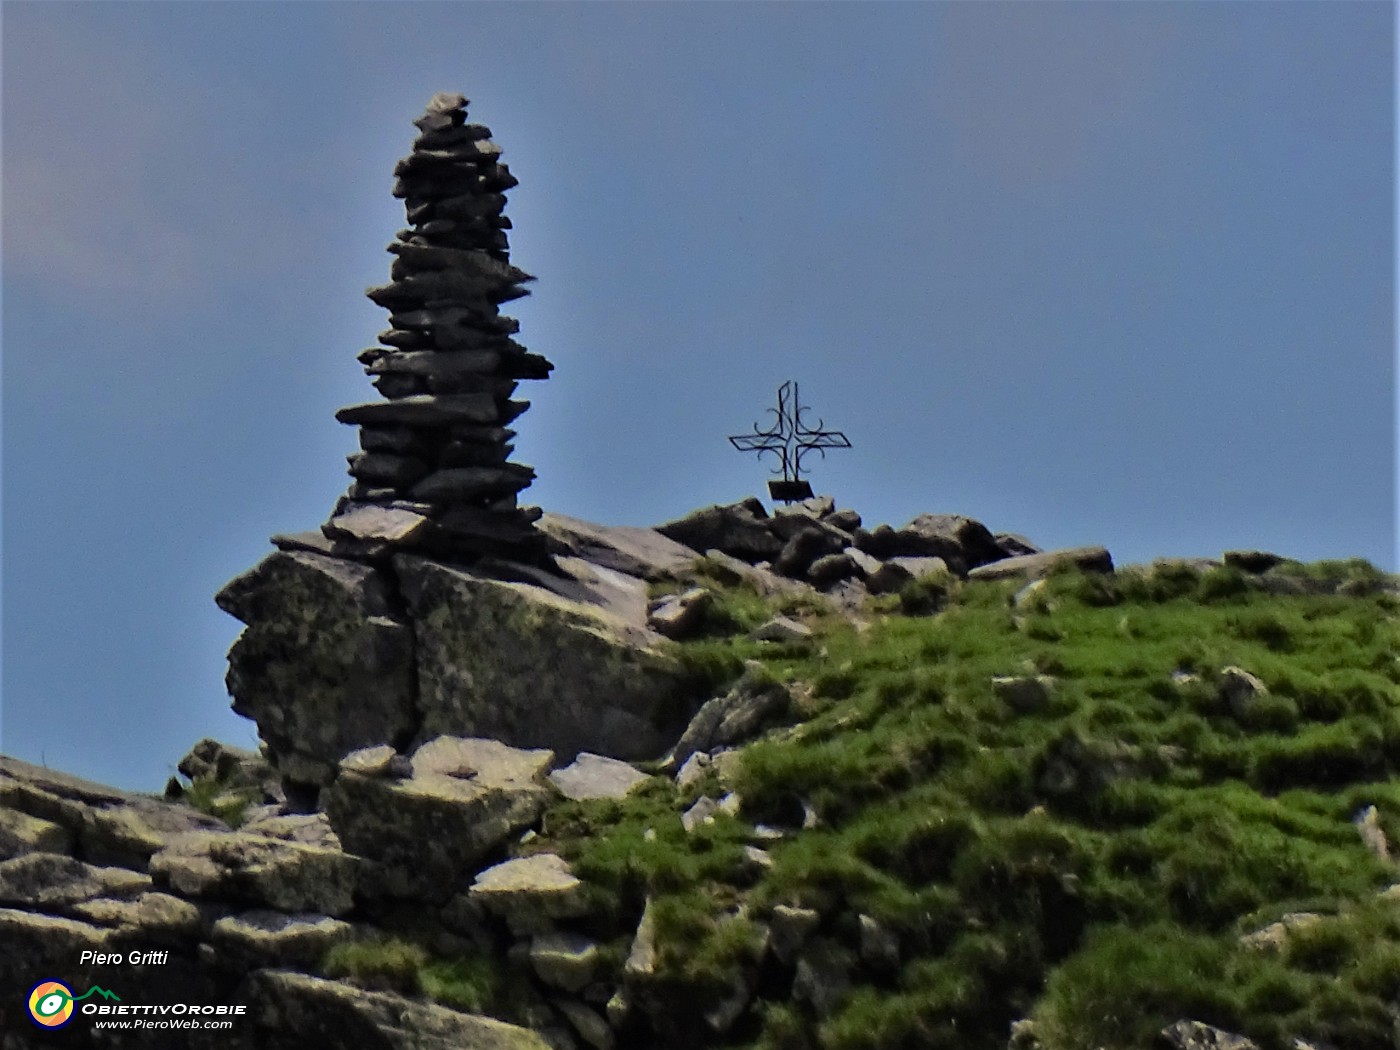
[[324, 91, 553, 564], [218, 93, 704, 796]]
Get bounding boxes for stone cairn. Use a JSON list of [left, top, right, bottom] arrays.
[[319, 92, 553, 565]]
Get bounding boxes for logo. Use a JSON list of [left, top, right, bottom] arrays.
[[27, 980, 120, 1028]]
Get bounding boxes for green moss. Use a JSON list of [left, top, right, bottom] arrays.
[[322, 936, 428, 995], [418, 952, 503, 1013], [179, 776, 258, 829], [321, 936, 521, 1019]]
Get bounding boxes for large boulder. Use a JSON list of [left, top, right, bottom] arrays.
[[215, 551, 417, 786], [656, 499, 783, 563], [176, 738, 277, 798], [669, 669, 792, 768], [548, 753, 650, 801], [773, 523, 848, 580], [395, 555, 702, 761], [324, 737, 553, 903], [893, 514, 1005, 573]]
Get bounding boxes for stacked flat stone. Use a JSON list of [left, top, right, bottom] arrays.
[[326, 92, 554, 563]]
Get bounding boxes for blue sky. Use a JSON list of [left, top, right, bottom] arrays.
[[2, 2, 1394, 792]]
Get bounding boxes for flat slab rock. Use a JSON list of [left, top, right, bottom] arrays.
[[548, 753, 649, 801], [483, 554, 657, 641], [0, 852, 151, 909], [323, 503, 431, 546], [243, 969, 551, 1050], [67, 891, 202, 941], [148, 830, 358, 917], [210, 909, 352, 968], [966, 545, 1113, 581], [469, 853, 588, 933], [537, 512, 698, 580], [324, 736, 553, 903]]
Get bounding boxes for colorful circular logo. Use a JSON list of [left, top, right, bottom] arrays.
[[28, 980, 75, 1028]]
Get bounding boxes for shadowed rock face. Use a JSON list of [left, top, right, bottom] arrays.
[[215, 550, 417, 787]]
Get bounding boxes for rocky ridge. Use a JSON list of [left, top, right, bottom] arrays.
[[6, 499, 1392, 1049]]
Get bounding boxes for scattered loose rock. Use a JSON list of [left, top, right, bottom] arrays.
[[530, 931, 601, 992], [1158, 1019, 1260, 1050], [469, 853, 589, 934], [548, 754, 649, 801]]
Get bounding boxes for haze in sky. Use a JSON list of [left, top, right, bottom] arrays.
[[2, 2, 1394, 792]]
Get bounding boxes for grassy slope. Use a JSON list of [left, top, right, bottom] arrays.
[[530, 557, 1400, 1050]]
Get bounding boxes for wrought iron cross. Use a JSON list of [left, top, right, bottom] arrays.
[[728, 381, 851, 503]]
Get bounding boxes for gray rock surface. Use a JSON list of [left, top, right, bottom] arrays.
[[325, 736, 552, 902], [530, 931, 601, 992], [774, 525, 847, 579], [323, 503, 432, 546], [769, 904, 821, 963], [623, 899, 659, 977], [243, 969, 552, 1050], [807, 552, 861, 589], [337, 745, 398, 778], [67, 891, 202, 942], [555, 998, 614, 1050], [657, 499, 783, 563], [210, 909, 353, 969], [0, 852, 150, 908], [697, 549, 812, 597], [1218, 665, 1268, 719], [396, 555, 701, 762], [895, 513, 1004, 571], [149, 831, 358, 916], [1158, 1020, 1260, 1050], [0, 807, 74, 859], [216, 550, 416, 787], [548, 754, 650, 801], [670, 671, 792, 768], [996, 532, 1042, 557], [966, 545, 1114, 581], [647, 586, 713, 640], [0, 754, 227, 869], [537, 513, 698, 579], [469, 853, 589, 934], [792, 937, 854, 1017], [992, 675, 1056, 714], [1238, 911, 1323, 954], [748, 616, 813, 643]]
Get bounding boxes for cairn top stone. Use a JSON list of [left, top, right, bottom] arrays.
[[425, 91, 468, 113]]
